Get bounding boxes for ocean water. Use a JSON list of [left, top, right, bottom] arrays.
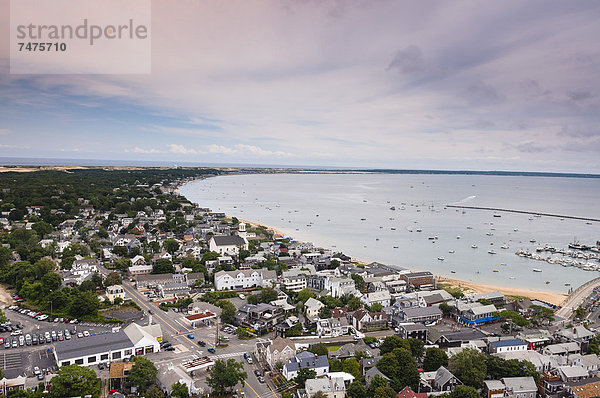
[[179, 173, 600, 293]]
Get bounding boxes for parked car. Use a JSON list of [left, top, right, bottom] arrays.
[[198, 340, 206, 347], [83, 331, 90, 337], [4, 341, 10, 349], [186, 334, 194, 339], [254, 370, 262, 377], [165, 346, 175, 351], [38, 335, 44, 344], [77, 332, 83, 338], [207, 347, 216, 353]]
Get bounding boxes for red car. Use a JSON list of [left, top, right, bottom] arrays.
[[0, 338, 4, 344]]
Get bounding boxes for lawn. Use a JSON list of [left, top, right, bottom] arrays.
[[326, 345, 342, 351]]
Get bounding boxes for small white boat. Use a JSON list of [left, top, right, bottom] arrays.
[[472, 244, 478, 249], [467, 226, 473, 229], [416, 229, 422, 232], [533, 269, 542, 272], [488, 250, 497, 254], [438, 256, 445, 261], [456, 235, 461, 239], [448, 250, 455, 253], [509, 276, 516, 279], [501, 245, 509, 249]]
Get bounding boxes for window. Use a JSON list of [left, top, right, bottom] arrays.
[[88, 356, 96, 363], [124, 349, 132, 356], [101, 354, 109, 360], [61, 361, 70, 366], [75, 359, 83, 365], [145, 346, 154, 354], [112, 351, 121, 359]]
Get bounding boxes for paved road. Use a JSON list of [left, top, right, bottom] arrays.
[[99, 264, 275, 398], [555, 277, 600, 321]]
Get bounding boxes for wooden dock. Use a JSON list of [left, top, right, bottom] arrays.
[[446, 205, 600, 222]]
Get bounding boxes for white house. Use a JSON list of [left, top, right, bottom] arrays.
[[489, 339, 528, 354], [208, 235, 248, 256], [259, 337, 297, 369], [360, 290, 391, 308], [305, 376, 346, 398], [305, 298, 325, 318], [106, 285, 126, 302], [214, 269, 276, 291]]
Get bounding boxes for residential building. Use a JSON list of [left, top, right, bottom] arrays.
[[283, 275, 307, 292], [401, 271, 435, 290], [398, 323, 429, 342], [304, 376, 346, 398], [317, 318, 350, 338], [483, 380, 505, 398], [255, 337, 297, 370], [397, 386, 427, 398], [489, 339, 528, 354], [106, 285, 126, 302], [109, 362, 135, 391], [305, 298, 325, 318], [283, 351, 329, 380], [433, 366, 462, 392], [136, 273, 186, 290], [501, 376, 537, 398], [398, 306, 442, 324], [214, 269, 276, 291], [234, 303, 284, 332], [352, 309, 387, 332], [360, 290, 391, 308]]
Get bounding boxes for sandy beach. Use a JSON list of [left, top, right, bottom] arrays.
[[437, 276, 567, 306]]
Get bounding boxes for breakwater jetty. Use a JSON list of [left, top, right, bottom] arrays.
[[446, 204, 600, 222]]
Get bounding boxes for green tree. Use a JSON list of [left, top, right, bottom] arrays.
[[499, 310, 529, 327], [297, 288, 315, 303], [590, 334, 600, 355], [113, 296, 124, 306], [575, 306, 586, 319], [308, 343, 329, 357], [342, 358, 360, 378], [163, 238, 180, 255], [319, 306, 332, 318], [391, 348, 420, 391], [423, 347, 448, 371], [152, 258, 175, 274], [370, 302, 383, 312], [69, 291, 100, 317], [41, 272, 62, 293], [347, 297, 362, 311], [32, 221, 53, 237], [128, 356, 158, 392], [295, 368, 316, 386], [439, 302, 453, 317], [217, 300, 236, 324], [259, 288, 279, 303], [379, 336, 410, 355], [347, 380, 367, 398], [144, 385, 165, 398], [114, 258, 132, 272], [486, 357, 539, 381], [206, 359, 247, 395], [373, 386, 396, 398], [368, 374, 390, 395], [105, 272, 122, 286], [448, 348, 487, 389], [171, 381, 189, 398], [49, 364, 101, 398], [449, 385, 479, 398], [407, 338, 425, 359]]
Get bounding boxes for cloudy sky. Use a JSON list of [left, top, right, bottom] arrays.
[[1, 0, 599, 172]]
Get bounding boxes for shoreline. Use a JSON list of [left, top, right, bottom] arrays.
[[437, 276, 567, 306], [177, 175, 571, 306]]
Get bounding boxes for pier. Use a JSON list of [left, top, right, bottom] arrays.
[[446, 205, 600, 222]]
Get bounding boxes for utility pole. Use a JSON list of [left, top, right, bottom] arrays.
[[48, 300, 53, 320], [215, 316, 219, 347]]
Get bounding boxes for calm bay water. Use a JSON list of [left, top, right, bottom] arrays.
[[179, 173, 600, 293]]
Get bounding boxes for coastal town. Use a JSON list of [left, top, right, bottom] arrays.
[[0, 169, 599, 398]]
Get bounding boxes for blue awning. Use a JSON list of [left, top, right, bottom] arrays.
[[459, 316, 499, 325]]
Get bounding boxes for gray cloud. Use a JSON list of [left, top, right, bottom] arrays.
[[463, 81, 504, 105], [567, 89, 593, 102], [387, 45, 425, 74]]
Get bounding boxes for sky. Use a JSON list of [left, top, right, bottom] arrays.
[[1, 0, 600, 172]]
